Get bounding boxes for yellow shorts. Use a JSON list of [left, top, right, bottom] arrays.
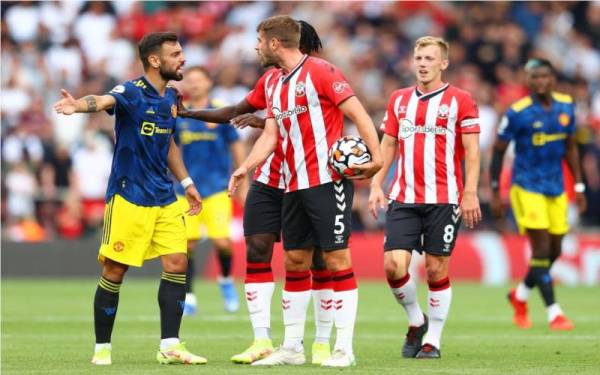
[[177, 191, 232, 241], [509, 185, 569, 235], [99, 194, 187, 267]]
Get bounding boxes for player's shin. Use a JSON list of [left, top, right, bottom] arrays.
[[158, 271, 186, 348], [94, 276, 121, 344], [282, 270, 312, 352], [331, 267, 358, 356], [422, 277, 452, 349], [245, 262, 275, 339]]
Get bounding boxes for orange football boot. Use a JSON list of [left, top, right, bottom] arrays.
[[507, 288, 532, 329], [550, 315, 574, 331]]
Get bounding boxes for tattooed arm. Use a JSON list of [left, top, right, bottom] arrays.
[[53, 89, 116, 115]]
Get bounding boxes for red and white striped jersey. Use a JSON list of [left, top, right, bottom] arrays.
[[246, 68, 286, 189], [266, 55, 355, 192], [380, 84, 480, 205]]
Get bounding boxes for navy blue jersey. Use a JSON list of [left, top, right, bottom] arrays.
[[105, 76, 179, 206], [497, 92, 576, 196], [174, 100, 239, 198]]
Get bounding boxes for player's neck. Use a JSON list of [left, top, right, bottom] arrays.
[[189, 96, 209, 110], [144, 71, 168, 96], [417, 79, 445, 94], [534, 92, 552, 107], [278, 49, 305, 74]]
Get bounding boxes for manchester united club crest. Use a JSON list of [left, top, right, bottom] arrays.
[[113, 241, 125, 252], [295, 82, 306, 97], [559, 113, 570, 127], [171, 104, 177, 118], [437, 104, 449, 119]]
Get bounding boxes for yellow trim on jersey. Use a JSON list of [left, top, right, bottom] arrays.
[[509, 185, 569, 235], [551, 92, 573, 104], [510, 96, 533, 113], [177, 191, 232, 240], [98, 194, 187, 267]]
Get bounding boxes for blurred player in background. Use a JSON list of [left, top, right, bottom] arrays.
[[174, 66, 245, 315], [229, 15, 382, 367], [369, 36, 481, 359], [179, 20, 335, 365], [491, 58, 587, 331], [53, 32, 207, 365]]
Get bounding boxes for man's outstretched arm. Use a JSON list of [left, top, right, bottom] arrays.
[[54, 89, 115, 115]]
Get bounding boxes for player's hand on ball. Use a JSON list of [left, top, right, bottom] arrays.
[[368, 185, 387, 219], [185, 186, 202, 216], [53, 89, 77, 115], [461, 191, 481, 229], [231, 114, 265, 129], [347, 161, 382, 180], [228, 166, 248, 197]]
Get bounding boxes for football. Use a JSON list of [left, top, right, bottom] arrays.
[[328, 136, 372, 177]]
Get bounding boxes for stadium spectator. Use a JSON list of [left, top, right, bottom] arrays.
[[1, 1, 599, 241]]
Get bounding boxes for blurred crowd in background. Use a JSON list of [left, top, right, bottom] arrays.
[[1, 1, 599, 242]]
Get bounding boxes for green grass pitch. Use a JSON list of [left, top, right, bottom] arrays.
[[2, 279, 599, 374]]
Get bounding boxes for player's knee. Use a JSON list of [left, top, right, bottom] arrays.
[[383, 258, 403, 279], [285, 251, 312, 272], [162, 253, 188, 273], [246, 234, 274, 263], [323, 249, 352, 272], [214, 238, 232, 254], [425, 262, 447, 282], [102, 259, 128, 282]]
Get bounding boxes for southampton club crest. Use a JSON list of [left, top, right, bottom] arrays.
[[295, 82, 306, 97], [437, 104, 449, 119]]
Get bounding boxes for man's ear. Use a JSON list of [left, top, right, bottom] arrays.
[[148, 54, 160, 69]]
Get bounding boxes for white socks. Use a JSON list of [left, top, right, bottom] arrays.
[[547, 303, 564, 322], [282, 271, 312, 352], [387, 273, 425, 327], [245, 262, 275, 341], [515, 282, 531, 302], [160, 337, 180, 350], [422, 278, 452, 349], [331, 268, 358, 355], [311, 269, 334, 344]]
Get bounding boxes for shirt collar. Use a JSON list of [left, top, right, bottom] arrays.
[[282, 54, 308, 83]]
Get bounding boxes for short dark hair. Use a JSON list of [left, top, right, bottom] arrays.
[[138, 32, 179, 70], [257, 15, 300, 48], [298, 20, 322, 55], [525, 58, 555, 74]]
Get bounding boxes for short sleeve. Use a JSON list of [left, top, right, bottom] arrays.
[[106, 82, 139, 116], [313, 61, 355, 106], [173, 119, 183, 145], [246, 72, 268, 110], [380, 94, 400, 138], [457, 94, 480, 134], [496, 110, 518, 142]]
